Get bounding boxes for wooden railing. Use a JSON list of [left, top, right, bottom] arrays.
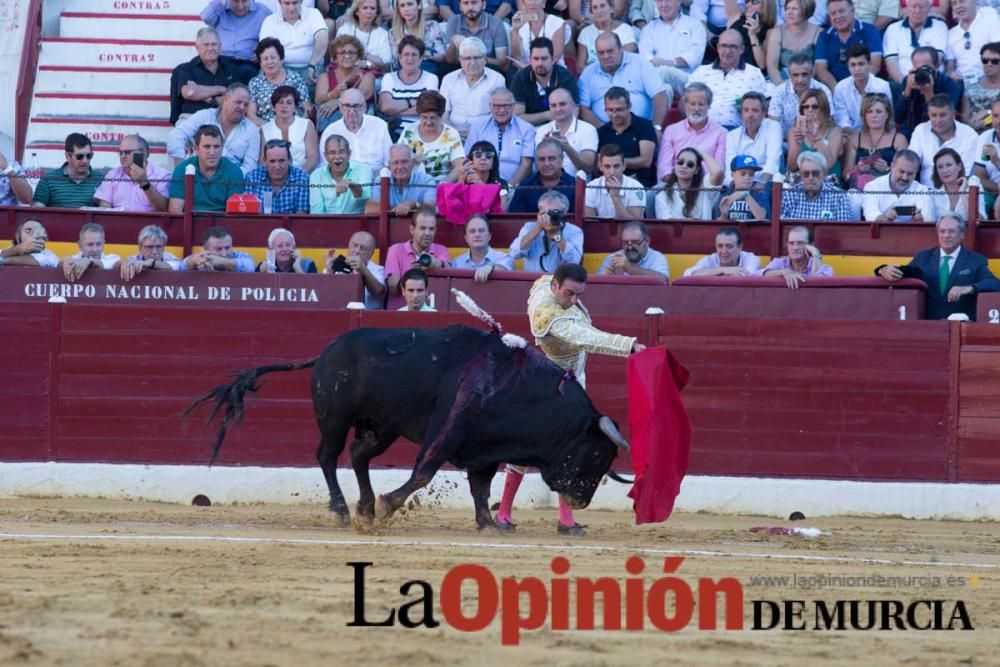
[[14, 0, 43, 163]]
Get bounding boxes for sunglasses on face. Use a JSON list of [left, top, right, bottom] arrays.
[[676, 159, 697, 168], [73, 152, 94, 160], [983, 57, 1000, 65], [472, 150, 495, 159], [800, 169, 823, 178], [118, 149, 139, 156]]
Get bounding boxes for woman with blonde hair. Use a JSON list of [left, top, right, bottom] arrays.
[[335, 0, 392, 73], [388, 0, 446, 72], [723, 0, 777, 69], [843, 93, 907, 191], [787, 88, 843, 181], [764, 0, 820, 85]]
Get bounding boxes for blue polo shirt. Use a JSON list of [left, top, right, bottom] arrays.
[[464, 116, 536, 183], [815, 20, 883, 82], [578, 51, 665, 123], [369, 170, 438, 208]]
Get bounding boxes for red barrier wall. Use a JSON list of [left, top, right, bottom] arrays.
[[3, 297, 995, 483]]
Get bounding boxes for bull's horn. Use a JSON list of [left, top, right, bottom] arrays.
[[599, 416, 630, 451], [606, 470, 634, 484]]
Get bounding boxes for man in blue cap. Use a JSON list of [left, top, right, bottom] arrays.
[[715, 155, 772, 221]]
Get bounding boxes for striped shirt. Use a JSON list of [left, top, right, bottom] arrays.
[[33, 164, 105, 208], [244, 165, 310, 213]]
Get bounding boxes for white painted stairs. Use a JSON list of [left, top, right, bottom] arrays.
[[24, 0, 209, 172]]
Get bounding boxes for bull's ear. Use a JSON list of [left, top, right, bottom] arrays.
[[598, 415, 629, 451]]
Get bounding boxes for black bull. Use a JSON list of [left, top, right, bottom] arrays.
[[187, 325, 632, 529]]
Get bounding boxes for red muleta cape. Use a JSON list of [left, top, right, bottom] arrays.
[[626, 346, 692, 524]]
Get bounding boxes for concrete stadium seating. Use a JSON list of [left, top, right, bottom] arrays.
[[24, 0, 205, 172]]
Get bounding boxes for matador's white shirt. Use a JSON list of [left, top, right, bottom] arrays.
[[527, 275, 635, 388]]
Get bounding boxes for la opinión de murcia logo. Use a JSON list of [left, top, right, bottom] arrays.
[[347, 558, 975, 644]]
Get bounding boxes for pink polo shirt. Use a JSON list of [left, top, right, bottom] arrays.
[[94, 164, 171, 212], [656, 118, 727, 183], [384, 240, 450, 310]]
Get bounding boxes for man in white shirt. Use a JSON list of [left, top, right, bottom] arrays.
[[324, 231, 386, 310], [440, 36, 506, 131], [945, 0, 1000, 85], [687, 30, 766, 130], [908, 94, 979, 185], [683, 227, 763, 277], [973, 97, 1000, 203], [832, 43, 892, 130], [862, 150, 934, 222], [60, 223, 121, 283], [585, 144, 646, 219], [724, 91, 782, 184], [320, 89, 392, 174], [637, 0, 708, 105], [882, 0, 948, 84], [535, 88, 598, 177], [257, 0, 328, 81]]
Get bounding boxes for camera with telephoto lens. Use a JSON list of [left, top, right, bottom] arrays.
[[329, 254, 353, 274], [418, 253, 433, 268], [913, 65, 934, 86], [547, 208, 565, 227]]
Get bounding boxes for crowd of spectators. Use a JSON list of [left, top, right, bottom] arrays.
[[8, 0, 1000, 224], [3, 0, 1000, 317]]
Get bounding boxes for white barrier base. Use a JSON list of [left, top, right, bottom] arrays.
[[0, 463, 998, 521]]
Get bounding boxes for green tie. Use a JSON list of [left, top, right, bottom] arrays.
[[939, 255, 952, 294]]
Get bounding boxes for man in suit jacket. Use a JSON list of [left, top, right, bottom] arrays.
[[876, 211, 1000, 320]]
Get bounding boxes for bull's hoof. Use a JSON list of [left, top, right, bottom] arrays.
[[478, 517, 516, 534], [355, 502, 375, 525], [330, 511, 351, 528], [374, 495, 394, 521], [556, 522, 587, 537]]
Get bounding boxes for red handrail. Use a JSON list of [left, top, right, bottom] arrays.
[[14, 0, 43, 162]]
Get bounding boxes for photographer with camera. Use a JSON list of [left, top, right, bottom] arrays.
[[384, 207, 451, 310], [894, 47, 964, 140], [324, 231, 387, 309], [508, 190, 583, 272]]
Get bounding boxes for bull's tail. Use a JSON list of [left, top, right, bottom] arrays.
[[185, 358, 317, 465]]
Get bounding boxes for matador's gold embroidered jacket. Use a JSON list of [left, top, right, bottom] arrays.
[[527, 275, 635, 387]]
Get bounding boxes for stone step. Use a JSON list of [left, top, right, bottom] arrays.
[[59, 12, 206, 43], [36, 66, 173, 97], [64, 0, 208, 14], [33, 92, 169, 120], [39, 37, 194, 71], [26, 117, 174, 153]]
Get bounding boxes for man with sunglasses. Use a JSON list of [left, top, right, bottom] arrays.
[[243, 139, 310, 213], [780, 151, 854, 221], [814, 0, 883, 91], [945, 0, 1000, 86], [32, 133, 104, 209], [596, 220, 669, 283], [94, 135, 170, 212]]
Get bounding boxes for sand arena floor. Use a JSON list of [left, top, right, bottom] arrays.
[[0, 497, 997, 666]]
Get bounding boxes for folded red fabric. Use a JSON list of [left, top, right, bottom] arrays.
[[626, 346, 692, 524]]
